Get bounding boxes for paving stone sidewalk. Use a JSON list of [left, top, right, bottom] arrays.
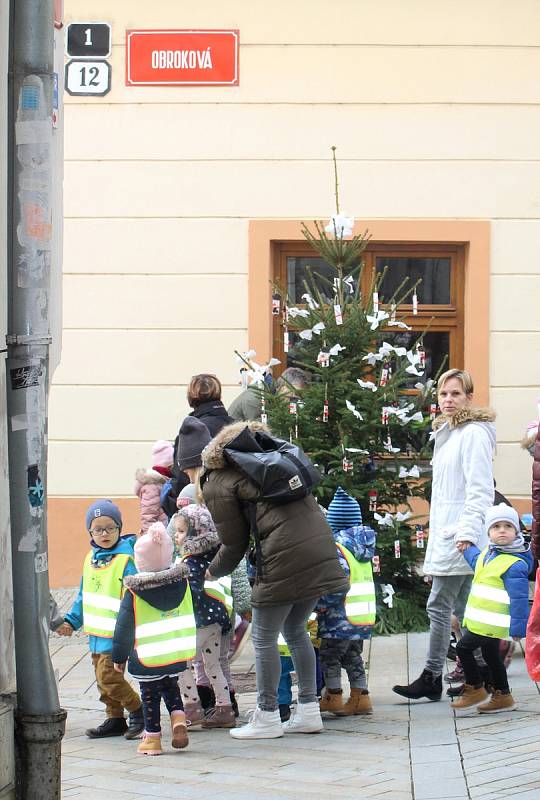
[[51, 591, 540, 800]]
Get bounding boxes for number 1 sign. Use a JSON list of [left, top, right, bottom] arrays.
[[65, 59, 111, 96]]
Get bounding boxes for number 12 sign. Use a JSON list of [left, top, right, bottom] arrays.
[[65, 59, 111, 96]]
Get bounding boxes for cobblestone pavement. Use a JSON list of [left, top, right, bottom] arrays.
[[52, 590, 540, 800]]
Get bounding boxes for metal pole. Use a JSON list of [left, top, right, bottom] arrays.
[[6, 1, 66, 797]]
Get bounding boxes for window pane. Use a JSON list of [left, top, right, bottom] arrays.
[[286, 257, 337, 304], [375, 257, 451, 305], [383, 331, 450, 387]]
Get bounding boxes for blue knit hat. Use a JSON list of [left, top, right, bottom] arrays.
[[85, 499, 123, 532], [326, 487, 362, 533]]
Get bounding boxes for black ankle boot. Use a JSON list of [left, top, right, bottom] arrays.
[[85, 717, 128, 739], [392, 669, 442, 701], [197, 684, 216, 711], [279, 704, 291, 722], [125, 706, 144, 739], [229, 690, 239, 718]]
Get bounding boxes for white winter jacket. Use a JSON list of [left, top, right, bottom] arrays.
[[423, 408, 496, 576]]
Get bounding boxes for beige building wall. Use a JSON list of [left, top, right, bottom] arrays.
[[49, 1, 540, 580]]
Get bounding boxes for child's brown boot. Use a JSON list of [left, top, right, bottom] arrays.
[[184, 701, 205, 727], [477, 690, 516, 713], [451, 683, 489, 710], [342, 688, 373, 715], [201, 704, 236, 729], [170, 711, 189, 749], [137, 732, 162, 756], [319, 689, 345, 715]]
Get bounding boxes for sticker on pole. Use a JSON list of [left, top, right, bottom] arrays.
[[126, 29, 239, 86], [65, 59, 111, 96]]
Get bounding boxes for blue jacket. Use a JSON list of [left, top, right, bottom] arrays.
[[65, 535, 137, 654], [463, 544, 533, 639], [316, 524, 376, 640]]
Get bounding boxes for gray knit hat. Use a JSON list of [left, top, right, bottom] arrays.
[[177, 417, 211, 471]]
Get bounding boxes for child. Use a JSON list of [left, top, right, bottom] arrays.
[[135, 440, 173, 533], [59, 500, 144, 739], [317, 487, 376, 715], [278, 613, 323, 722], [112, 523, 194, 755], [174, 504, 236, 728], [452, 504, 532, 712]]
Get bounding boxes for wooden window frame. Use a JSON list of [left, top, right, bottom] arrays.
[[272, 241, 465, 376]]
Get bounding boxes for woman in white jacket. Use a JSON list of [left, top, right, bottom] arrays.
[[393, 369, 496, 701]]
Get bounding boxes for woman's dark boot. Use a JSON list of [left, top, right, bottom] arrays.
[[392, 669, 442, 701]]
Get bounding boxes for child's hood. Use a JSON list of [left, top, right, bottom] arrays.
[[335, 524, 376, 561], [135, 467, 167, 486], [182, 529, 221, 557], [91, 534, 136, 560], [124, 562, 189, 611]]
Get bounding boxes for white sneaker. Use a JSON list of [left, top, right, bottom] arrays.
[[230, 707, 283, 739], [283, 702, 323, 734]]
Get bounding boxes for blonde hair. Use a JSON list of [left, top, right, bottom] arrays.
[[437, 368, 474, 396], [187, 374, 222, 408]]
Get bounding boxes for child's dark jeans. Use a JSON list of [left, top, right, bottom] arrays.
[[456, 630, 509, 692], [140, 676, 184, 733]]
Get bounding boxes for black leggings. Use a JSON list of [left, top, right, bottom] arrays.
[[456, 631, 509, 692], [140, 676, 184, 733]]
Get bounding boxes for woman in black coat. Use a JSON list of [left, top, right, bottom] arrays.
[[162, 374, 233, 517]]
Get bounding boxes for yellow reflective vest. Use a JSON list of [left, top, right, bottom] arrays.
[[336, 544, 376, 627], [133, 585, 197, 668], [82, 552, 131, 638], [463, 547, 520, 639]]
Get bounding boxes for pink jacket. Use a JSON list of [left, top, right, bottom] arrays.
[[134, 468, 168, 533]]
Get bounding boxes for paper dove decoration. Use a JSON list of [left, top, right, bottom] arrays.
[[396, 511, 412, 522], [366, 310, 390, 330], [405, 350, 425, 377], [374, 512, 394, 527], [346, 399, 363, 420], [381, 584, 395, 609], [301, 293, 319, 310], [328, 343, 346, 356], [299, 322, 325, 340], [357, 379, 377, 392], [287, 307, 310, 319], [399, 465, 421, 479], [388, 320, 412, 330], [247, 357, 281, 384], [324, 214, 354, 238], [363, 351, 384, 366]]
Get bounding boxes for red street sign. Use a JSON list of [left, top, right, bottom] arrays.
[[126, 29, 239, 86]]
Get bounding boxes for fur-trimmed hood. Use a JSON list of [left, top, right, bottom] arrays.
[[182, 529, 220, 557], [432, 407, 496, 432], [202, 420, 271, 470], [124, 562, 188, 591], [135, 467, 167, 485]]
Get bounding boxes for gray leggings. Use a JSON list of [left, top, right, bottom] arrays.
[[251, 599, 318, 712]]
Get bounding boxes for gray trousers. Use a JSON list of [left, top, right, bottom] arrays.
[[425, 574, 472, 675], [251, 599, 318, 712]]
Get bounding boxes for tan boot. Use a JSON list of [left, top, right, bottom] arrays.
[[137, 732, 162, 756], [342, 688, 373, 716], [319, 689, 345, 715], [451, 683, 489, 710], [170, 711, 189, 749], [201, 704, 236, 729], [477, 690, 516, 714]]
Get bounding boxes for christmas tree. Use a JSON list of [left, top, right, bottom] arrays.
[[254, 150, 442, 633]]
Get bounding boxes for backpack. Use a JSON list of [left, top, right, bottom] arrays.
[[221, 425, 320, 504], [215, 426, 321, 582]]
